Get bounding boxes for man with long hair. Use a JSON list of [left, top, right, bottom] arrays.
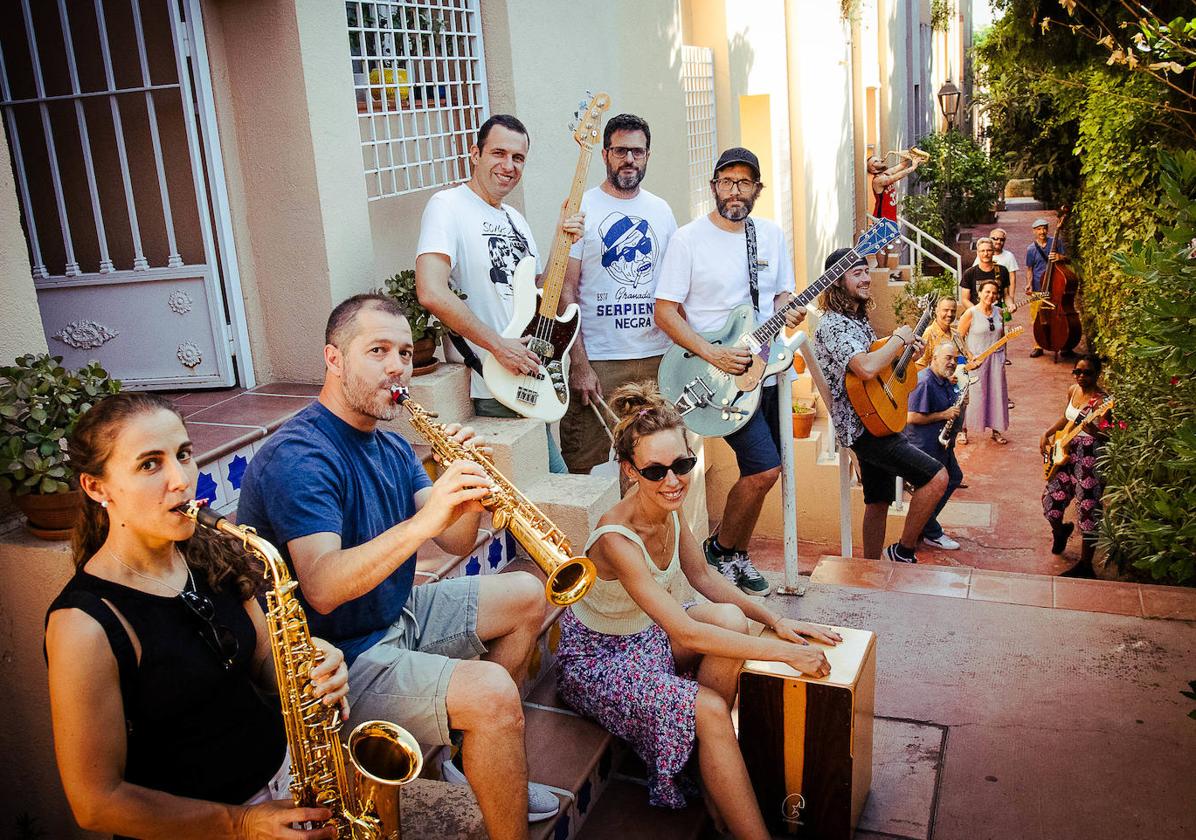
[[812, 249, 949, 563]]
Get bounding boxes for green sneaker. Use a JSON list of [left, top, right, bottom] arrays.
[[703, 536, 741, 586], [734, 551, 771, 596]]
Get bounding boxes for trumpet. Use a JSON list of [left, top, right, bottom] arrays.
[[390, 387, 596, 606], [179, 501, 423, 839]]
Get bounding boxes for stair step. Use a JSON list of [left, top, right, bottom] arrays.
[[467, 416, 550, 485], [575, 778, 709, 840], [524, 705, 617, 839], [523, 472, 619, 552], [400, 363, 474, 426], [402, 778, 486, 838]]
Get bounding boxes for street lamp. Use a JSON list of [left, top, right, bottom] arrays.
[[937, 79, 961, 130]]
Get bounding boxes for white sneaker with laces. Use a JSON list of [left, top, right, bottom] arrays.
[[922, 534, 961, 550], [440, 753, 560, 822]]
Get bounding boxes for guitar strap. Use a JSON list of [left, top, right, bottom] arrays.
[[446, 208, 535, 376], [745, 217, 760, 315]]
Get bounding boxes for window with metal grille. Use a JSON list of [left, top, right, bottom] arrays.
[[681, 45, 717, 219], [346, 1, 488, 199]]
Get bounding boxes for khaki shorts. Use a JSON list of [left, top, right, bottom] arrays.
[[346, 576, 486, 747], [560, 355, 663, 473]]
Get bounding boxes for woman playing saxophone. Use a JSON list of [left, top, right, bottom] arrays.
[[45, 392, 349, 839]]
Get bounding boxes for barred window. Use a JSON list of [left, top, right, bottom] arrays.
[[682, 45, 717, 219], [346, 1, 488, 199]]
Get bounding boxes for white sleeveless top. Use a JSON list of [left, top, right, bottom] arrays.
[[569, 511, 683, 636]]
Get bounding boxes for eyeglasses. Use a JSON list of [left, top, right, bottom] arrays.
[[630, 455, 698, 482], [712, 177, 759, 194], [987, 316, 996, 332], [607, 146, 647, 160], [1072, 368, 1094, 377], [991, 237, 1006, 242], [179, 589, 240, 670]]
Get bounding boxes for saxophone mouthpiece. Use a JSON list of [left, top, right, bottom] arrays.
[[390, 386, 407, 404]]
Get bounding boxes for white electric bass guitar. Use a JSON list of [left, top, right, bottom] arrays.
[[481, 91, 611, 421]]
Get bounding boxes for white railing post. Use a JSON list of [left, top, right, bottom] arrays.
[[776, 363, 801, 595]]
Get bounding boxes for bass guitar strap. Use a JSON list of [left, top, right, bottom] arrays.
[[745, 217, 760, 315]]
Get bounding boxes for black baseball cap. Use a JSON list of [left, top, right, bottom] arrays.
[[824, 247, 868, 272], [713, 147, 760, 179]]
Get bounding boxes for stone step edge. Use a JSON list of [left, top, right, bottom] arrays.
[[809, 555, 1192, 620]]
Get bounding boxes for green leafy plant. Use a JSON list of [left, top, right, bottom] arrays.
[[792, 396, 818, 415], [1097, 148, 1196, 585], [930, 0, 954, 32], [378, 269, 462, 344], [0, 354, 120, 496], [893, 267, 959, 327], [902, 130, 1006, 245]]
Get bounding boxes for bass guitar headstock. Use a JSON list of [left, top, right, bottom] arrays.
[[570, 91, 612, 149]]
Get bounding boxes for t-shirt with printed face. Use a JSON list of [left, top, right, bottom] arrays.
[[417, 184, 542, 399], [654, 214, 795, 332], [236, 402, 433, 666], [568, 186, 677, 361]]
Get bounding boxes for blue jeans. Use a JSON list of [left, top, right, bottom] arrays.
[[472, 398, 567, 474], [921, 445, 963, 539]]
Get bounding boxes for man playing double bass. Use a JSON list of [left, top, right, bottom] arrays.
[[1025, 217, 1068, 358]]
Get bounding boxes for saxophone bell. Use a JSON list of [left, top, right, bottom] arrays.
[[347, 721, 424, 837]]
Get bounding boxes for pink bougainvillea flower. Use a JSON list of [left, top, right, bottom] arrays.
[[1171, 376, 1180, 386]]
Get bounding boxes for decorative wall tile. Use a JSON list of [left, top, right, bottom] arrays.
[[168, 290, 194, 314], [53, 319, 119, 349], [177, 341, 203, 369]]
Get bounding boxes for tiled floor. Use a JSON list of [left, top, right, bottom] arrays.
[[808, 555, 1196, 620]]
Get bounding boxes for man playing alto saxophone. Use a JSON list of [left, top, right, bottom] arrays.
[[238, 293, 561, 840]]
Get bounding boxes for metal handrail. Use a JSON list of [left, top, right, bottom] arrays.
[[869, 213, 963, 286]]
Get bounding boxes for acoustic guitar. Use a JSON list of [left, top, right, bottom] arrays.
[[481, 91, 611, 421], [1043, 397, 1115, 481], [845, 296, 937, 436]]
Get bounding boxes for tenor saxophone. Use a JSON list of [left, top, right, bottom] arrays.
[[390, 387, 596, 606], [179, 501, 422, 840]]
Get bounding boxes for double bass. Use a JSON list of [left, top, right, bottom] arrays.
[[1031, 209, 1082, 353]]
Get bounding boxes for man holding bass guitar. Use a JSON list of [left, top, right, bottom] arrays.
[[654, 147, 803, 595], [812, 249, 948, 563]]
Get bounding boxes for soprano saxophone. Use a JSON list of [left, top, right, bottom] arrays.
[[179, 501, 422, 840], [390, 387, 596, 606]]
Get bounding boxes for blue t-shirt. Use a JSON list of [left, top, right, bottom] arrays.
[[904, 368, 959, 452], [1025, 237, 1066, 289], [237, 403, 432, 663]]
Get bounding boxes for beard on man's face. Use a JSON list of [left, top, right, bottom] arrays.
[[606, 158, 646, 191], [342, 356, 402, 421], [715, 190, 755, 222]]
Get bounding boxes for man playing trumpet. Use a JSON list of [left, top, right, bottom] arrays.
[[238, 293, 562, 840]]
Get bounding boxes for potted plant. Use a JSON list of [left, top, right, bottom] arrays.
[[379, 270, 464, 374], [792, 397, 817, 439], [0, 354, 121, 539]]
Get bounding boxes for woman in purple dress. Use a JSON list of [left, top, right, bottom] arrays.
[[959, 280, 1011, 444], [555, 382, 839, 839]]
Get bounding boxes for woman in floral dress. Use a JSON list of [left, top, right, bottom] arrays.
[[1040, 354, 1111, 577], [555, 382, 839, 839]]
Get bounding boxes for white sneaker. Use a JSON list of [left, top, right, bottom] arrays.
[[922, 534, 961, 550], [440, 753, 560, 823]]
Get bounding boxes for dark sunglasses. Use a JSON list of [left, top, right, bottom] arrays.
[[991, 237, 1006, 241], [630, 455, 698, 482], [987, 316, 996, 332], [180, 589, 240, 670], [1072, 368, 1094, 376]]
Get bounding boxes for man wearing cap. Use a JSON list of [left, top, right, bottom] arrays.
[[558, 114, 678, 474], [654, 147, 804, 595], [813, 249, 948, 563], [1024, 217, 1067, 357]]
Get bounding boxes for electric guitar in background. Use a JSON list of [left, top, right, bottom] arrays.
[[482, 91, 611, 421], [658, 219, 900, 438], [962, 326, 1023, 371], [845, 294, 937, 436], [1043, 397, 1115, 481]]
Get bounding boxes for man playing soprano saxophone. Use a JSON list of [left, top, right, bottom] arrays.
[[238, 293, 561, 840]]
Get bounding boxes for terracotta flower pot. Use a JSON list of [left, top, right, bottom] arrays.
[[412, 336, 439, 375], [792, 411, 815, 439], [15, 489, 82, 541]]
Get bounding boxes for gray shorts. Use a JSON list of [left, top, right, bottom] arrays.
[[346, 576, 487, 747]]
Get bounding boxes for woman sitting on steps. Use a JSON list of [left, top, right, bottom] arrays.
[[554, 381, 840, 840]]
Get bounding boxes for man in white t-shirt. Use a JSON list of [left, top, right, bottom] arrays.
[[416, 114, 583, 473], [655, 147, 805, 597], [973, 227, 1019, 278], [558, 114, 678, 473]]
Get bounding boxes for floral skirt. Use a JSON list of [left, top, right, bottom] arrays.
[[1042, 434, 1104, 534], [556, 608, 700, 808]]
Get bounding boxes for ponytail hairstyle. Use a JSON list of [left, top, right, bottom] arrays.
[[608, 381, 687, 464], [69, 392, 260, 600]]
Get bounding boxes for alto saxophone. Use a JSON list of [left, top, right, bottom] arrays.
[[390, 387, 596, 606], [179, 501, 422, 840]]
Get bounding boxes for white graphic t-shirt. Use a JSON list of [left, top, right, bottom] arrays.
[[568, 187, 677, 360], [973, 249, 1019, 275], [417, 184, 541, 399], [655, 214, 795, 332]]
